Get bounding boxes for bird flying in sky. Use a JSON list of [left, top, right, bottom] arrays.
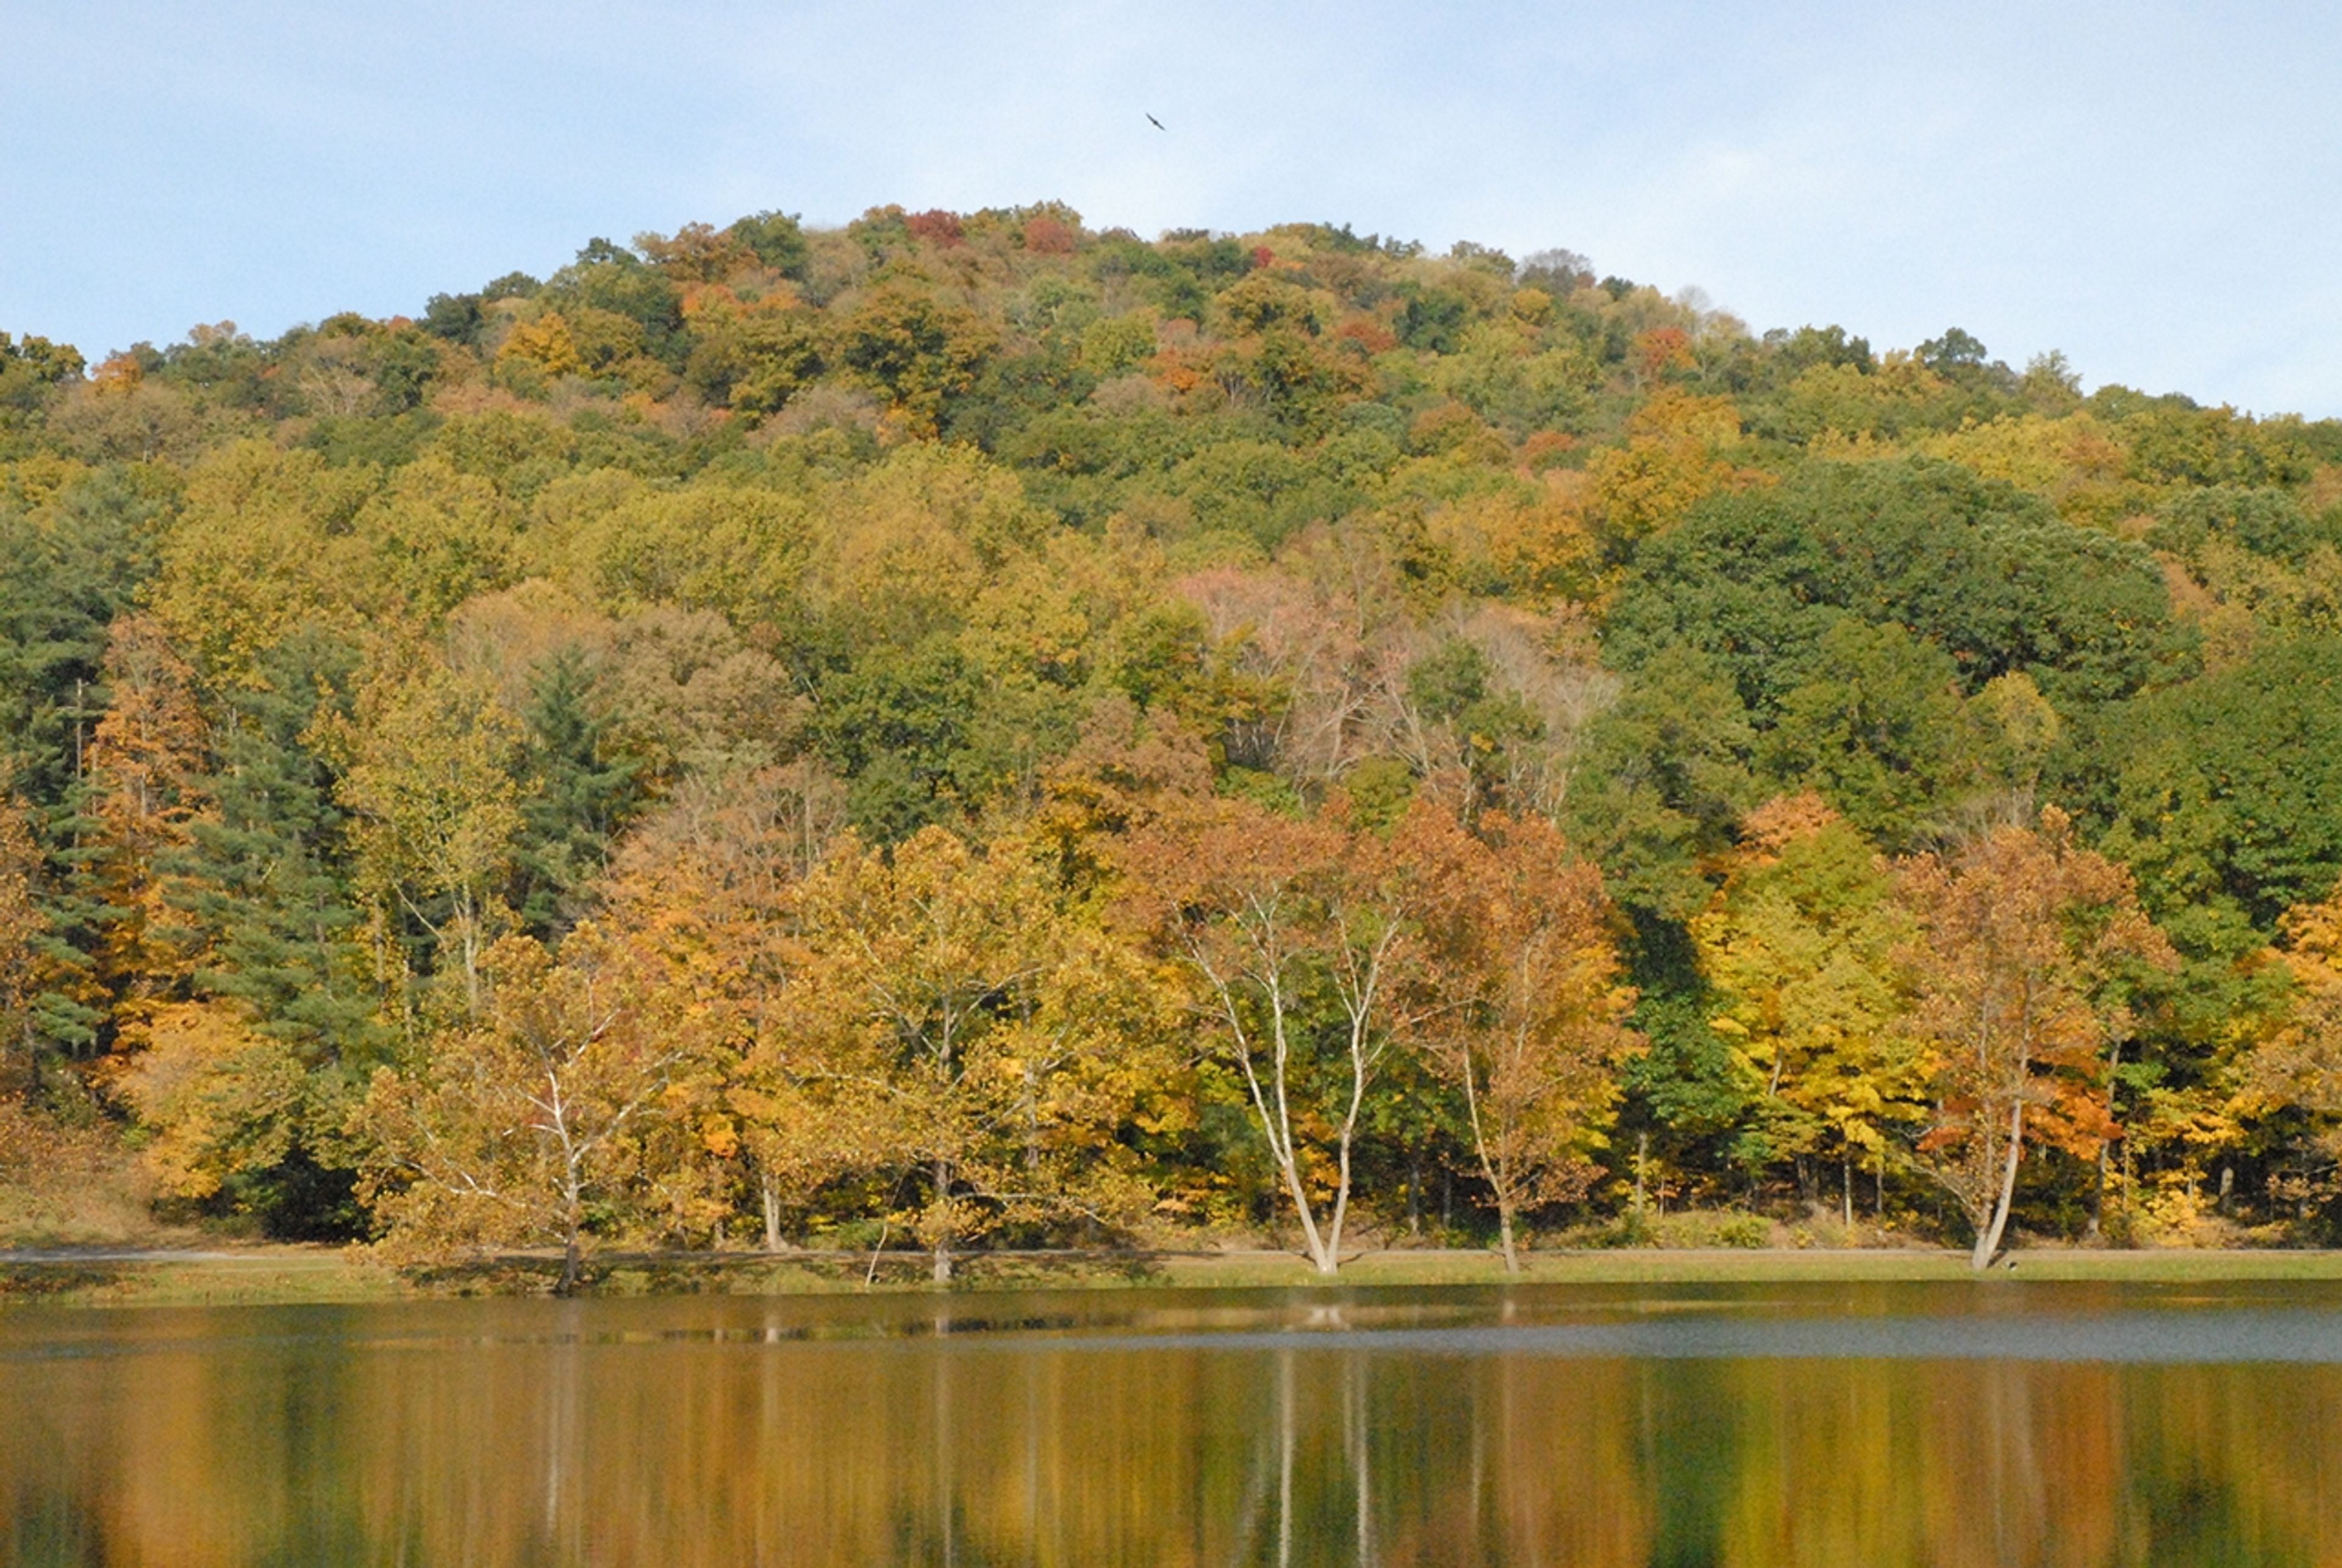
[[1146, 113, 1166, 131]]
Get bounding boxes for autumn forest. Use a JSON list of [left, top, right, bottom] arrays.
[[4, 204, 2342, 1281]]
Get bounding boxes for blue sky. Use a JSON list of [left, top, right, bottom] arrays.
[[7, 1, 2340, 415]]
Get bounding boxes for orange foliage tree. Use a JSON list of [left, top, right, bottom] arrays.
[[1402, 807, 1639, 1270], [0, 787, 51, 1095], [1897, 807, 2176, 1268], [81, 614, 210, 1054]]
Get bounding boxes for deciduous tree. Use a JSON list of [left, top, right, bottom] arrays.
[[359, 927, 698, 1292], [798, 826, 1169, 1280], [1897, 807, 2175, 1268], [1691, 796, 1923, 1219], [1123, 797, 1423, 1274], [0, 786, 50, 1095], [80, 615, 209, 1053], [600, 762, 856, 1251], [2238, 879, 2342, 1169], [334, 659, 526, 1017], [1403, 806, 1638, 1269]]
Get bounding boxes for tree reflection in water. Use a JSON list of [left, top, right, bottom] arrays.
[[3, 1289, 2340, 1566]]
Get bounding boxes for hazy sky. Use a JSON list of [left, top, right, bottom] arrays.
[[7, 1, 2339, 414]]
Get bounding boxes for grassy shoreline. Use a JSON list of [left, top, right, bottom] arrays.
[[11, 1240, 2342, 1310]]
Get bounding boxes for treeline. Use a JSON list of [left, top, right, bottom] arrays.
[[4, 203, 2342, 1275]]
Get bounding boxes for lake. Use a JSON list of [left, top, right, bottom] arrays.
[[5, 1280, 2341, 1566]]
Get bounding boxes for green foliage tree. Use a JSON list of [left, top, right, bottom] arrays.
[[510, 648, 645, 937], [142, 632, 385, 1233], [1608, 457, 2185, 717], [1759, 619, 1975, 847], [2095, 634, 2342, 938], [333, 659, 526, 1017]]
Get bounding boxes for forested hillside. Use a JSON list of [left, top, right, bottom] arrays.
[[5, 203, 2342, 1276]]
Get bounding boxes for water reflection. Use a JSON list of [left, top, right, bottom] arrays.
[[4, 1284, 2341, 1566]]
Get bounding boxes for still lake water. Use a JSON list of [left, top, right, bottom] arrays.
[[5, 1280, 2342, 1566]]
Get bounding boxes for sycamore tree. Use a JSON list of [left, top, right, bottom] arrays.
[[1122, 795, 1427, 1275], [796, 825, 1172, 1281], [1403, 804, 1639, 1270], [1898, 807, 2175, 1269], [358, 925, 699, 1293]]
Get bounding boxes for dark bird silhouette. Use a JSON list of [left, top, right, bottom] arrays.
[[1146, 113, 1166, 131]]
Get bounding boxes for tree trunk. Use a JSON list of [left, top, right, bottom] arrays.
[[454, 888, 484, 1020], [1633, 1131, 1649, 1226], [1225, 971, 1343, 1275], [555, 1170, 586, 1295], [1320, 1135, 1355, 1276], [2124, 1136, 2136, 1226], [1497, 1202, 1519, 1274], [761, 1170, 782, 1254], [2091, 1038, 2122, 1239], [931, 1156, 954, 1284], [1972, 1100, 2026, 1270], [1302, 1214, 1339, 1276], [1265, 1138, 1337, 1275], [2090, 1143, 2108, 1239]]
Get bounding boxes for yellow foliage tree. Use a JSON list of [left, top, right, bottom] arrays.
[[598, 762, 856, 1250], [1691, 795, 1925, 1220], [1916, 413, 2137, 528], [1583, 391, 1755, 553], [333, 658, 525, 1017], [1418, 478, 1608, 609], [348, 456, 520, 621], [495, 310, 586, 379], [795, 826, 1174, 1280], [359, 927, 704, 1292], [108, 998, 301, 1201], [0, 788, 51, 1096], [2240, 879, 2342, 1164], [151, 442, 384, 685]]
